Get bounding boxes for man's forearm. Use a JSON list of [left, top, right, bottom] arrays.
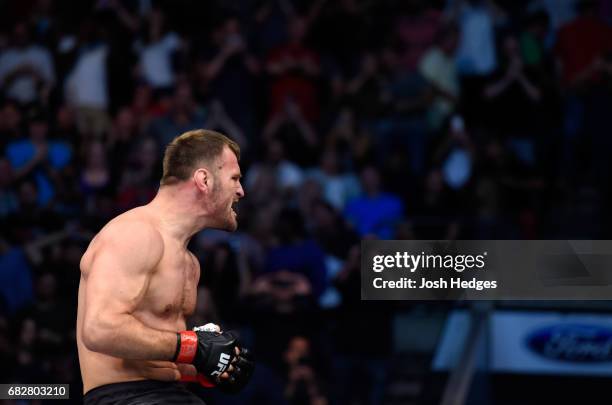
[[83, 314, 178, 361]]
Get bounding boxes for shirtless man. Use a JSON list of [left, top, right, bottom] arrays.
[[77, 130, 254, 404]]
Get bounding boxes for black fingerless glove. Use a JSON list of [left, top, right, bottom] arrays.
[[174, 329, 238, 381], [175, 328, 255, 393]]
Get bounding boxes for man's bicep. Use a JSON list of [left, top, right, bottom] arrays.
[[84, 226, 163, 322], [85, 249, 153, 319]]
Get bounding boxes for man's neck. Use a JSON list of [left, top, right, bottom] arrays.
[[148, 185, 208, 248]]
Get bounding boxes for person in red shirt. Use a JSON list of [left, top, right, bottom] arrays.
[[266, 16, 321, 124], [555, 0, 612, 88]]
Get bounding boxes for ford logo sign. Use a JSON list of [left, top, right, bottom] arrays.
[[526, 324, 612, 363]]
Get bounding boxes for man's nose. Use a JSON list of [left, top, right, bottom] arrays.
[[236, 183, 245, 198]]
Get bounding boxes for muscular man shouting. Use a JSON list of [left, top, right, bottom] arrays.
[[77, 130, 254, 404]]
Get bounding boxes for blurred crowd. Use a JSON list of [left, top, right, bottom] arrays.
[[1, 0, 612, 403]]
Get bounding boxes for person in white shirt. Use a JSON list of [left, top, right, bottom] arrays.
[[64, 26, 110, 138], [135, 8, 181, 90], [419, 24, 461, 131], [449, 0, 501, 76], [0, 22, 55, 105]]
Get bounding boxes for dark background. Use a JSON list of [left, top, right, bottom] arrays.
[[1, 0, 612, 403]]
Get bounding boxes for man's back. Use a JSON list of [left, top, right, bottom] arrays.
[[77, 206, 200, 393]]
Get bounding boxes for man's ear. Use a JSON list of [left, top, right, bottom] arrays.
[[193, 168, 213, 193]]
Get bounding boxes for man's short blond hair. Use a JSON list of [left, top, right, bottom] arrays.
[[160, 129, 240, 186]]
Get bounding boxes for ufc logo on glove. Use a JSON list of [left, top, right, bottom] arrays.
[[211, 353, 231, 377]]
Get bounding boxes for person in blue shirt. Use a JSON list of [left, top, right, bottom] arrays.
[[343, 165, 404, 239], [4, 109, 72, 207]]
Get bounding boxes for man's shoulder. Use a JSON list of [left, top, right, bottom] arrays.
[[95, 208, 164, 253], [81, 209, 165, 275]]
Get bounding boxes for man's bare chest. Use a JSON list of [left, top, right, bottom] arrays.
[[141, 251, 200, 319]]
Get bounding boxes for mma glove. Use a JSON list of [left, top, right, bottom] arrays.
[[175, 326, 254, 393]]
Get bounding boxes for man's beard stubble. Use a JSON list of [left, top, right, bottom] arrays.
[[210, 183, 237, 232]]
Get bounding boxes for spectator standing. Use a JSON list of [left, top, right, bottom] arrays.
[[0, 22, 55, 106]]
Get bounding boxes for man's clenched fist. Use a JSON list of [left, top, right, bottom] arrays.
[[174, 325, 254, 393]]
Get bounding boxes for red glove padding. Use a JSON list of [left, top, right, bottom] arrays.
[[179, 372, 216, 388], [179, 348, 255, 394]]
